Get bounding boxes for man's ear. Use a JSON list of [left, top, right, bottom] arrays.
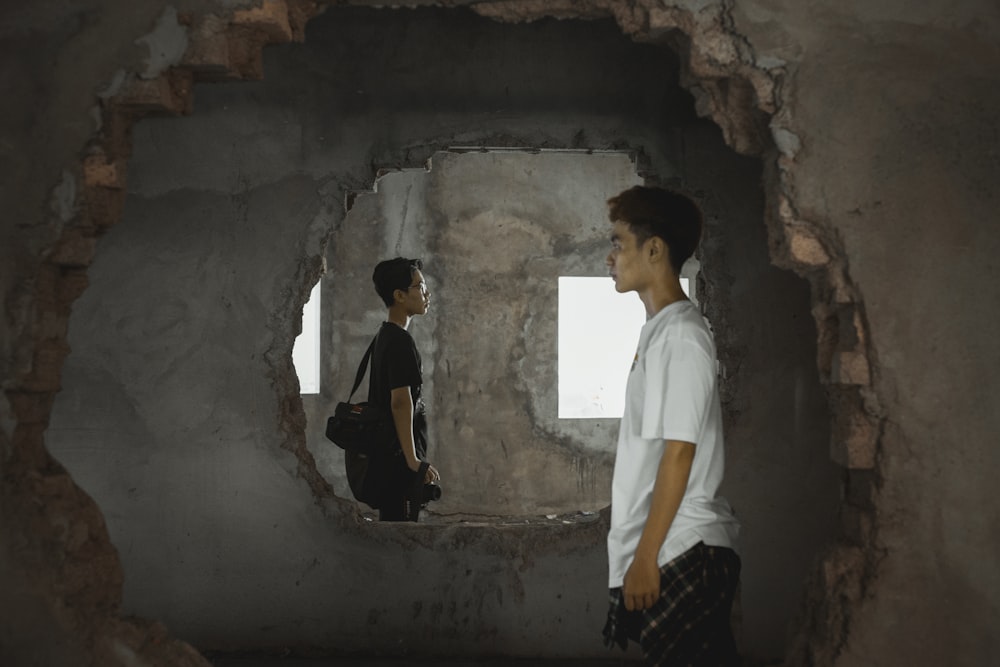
[[646, 236, 666, 262], [392, 288, 406, 304], [646, 237, 678, 274]]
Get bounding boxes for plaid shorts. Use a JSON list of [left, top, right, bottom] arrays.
[[603, 542, 741, 666]]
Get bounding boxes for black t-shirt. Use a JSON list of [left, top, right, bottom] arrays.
[[368, 322, 426, 458]]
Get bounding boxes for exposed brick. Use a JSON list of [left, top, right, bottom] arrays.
[[286, 0, 320, 41], [832, 350, 871, 386], [11, 423, 48, 467], [166, 69, 194, 115], [821, 545, 865, 600], [6, 391, 56, 425], [112, 70, 192, 116], [49, 229, 97, 268], [182, 30, 234, 79], [851, 309, 868, 346], [232, 0, 293, 42], [648, 7, 694, 36], [837, 304, 862, 347], [827, 265, 855, 304], [32, 469, 77, 500], [777, 194, 796, 223], [32, 263, 61, 312], [844, 469, 877, 509], [786, 224, 831, 266], [831, 407, 877, 470], [841, 505, 875, 545], [57, 269, 90, 306], [81, 185, 126, 230], [96, 618, 212, 667], [695, 28, 741, 69], [36, 309, 69, 341], [82, 153, 125, 189], [96, 110, 135, 163], [113, 76, 174, 111], [23, 340, 71, 392]]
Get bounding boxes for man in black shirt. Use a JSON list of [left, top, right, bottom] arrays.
[[369, 257, 441, 521]]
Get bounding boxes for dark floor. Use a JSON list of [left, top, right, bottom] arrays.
[[209, 658, 639, 666], [209, 661, 638, 666]]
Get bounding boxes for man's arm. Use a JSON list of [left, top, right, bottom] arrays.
[[622, 439, 695, 611], [389, 386, 420, 471], [389, 386, 439, 483]]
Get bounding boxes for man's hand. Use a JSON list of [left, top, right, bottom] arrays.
[[409, 459, 441, 484], [424, 464, 440, 484], [622, 439, 695, 612], [623, 554, 660, 611], [411, 460, 440, 484]]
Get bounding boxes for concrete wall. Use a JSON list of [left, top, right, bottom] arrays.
[[311, 150, 645, 516], [37, 5, 836, 662], [2, 1, 999, 667], [35, 7, 832, 660], [732, 3, 1000, 664]]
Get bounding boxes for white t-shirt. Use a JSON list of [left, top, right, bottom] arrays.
[[607, 299, 740, 588]]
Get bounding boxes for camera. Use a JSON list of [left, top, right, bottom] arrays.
[[407, 465, 441, 509], [421, 482, 442, 503]]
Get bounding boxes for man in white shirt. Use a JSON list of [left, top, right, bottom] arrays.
[[602, 185, 741, 666]]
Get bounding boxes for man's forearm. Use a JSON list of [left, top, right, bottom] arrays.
[[389, 388, 419, 470], [622, 439, 696, 610], [634, 440, 695, 562]]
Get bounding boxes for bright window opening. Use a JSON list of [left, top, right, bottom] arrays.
[[293, 281, 321, 394], [558, 276, 688, 418]]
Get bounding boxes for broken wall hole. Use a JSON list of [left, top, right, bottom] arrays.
[[311, 151, 703, 517], [12, 2, 880, 665], [311, 148, 646, 519]]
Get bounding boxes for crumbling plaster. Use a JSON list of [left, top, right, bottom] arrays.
[[1, 0, 998, 666], [313, 150, 647, 516], [44, 5, 836, 661]]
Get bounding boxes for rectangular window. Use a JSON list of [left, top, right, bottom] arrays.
[[558, 276, 688, 418], [293, 281, 321, 394]]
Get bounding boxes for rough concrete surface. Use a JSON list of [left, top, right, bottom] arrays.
[[2, 1, 999, 666]]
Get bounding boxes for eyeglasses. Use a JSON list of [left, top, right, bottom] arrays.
[[407, 282, 429, 296]]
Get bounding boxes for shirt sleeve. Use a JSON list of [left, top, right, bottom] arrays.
[[640, 337, 715, 445]]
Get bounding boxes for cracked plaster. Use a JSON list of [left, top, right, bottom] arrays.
[[7, 0, 853, 662], [3, 0, 998, 666]]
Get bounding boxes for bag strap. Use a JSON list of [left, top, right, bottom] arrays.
[[348, 332, 379, 400]]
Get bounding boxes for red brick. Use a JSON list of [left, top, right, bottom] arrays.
[[832, 350, 871, 386], [49, 229, 97, 268], [232, 0, 293, 42], [82, 153, 124, 189], [830, 409, 877, 470], [6, 391, 56, 425], [23, 340, 71, 392]]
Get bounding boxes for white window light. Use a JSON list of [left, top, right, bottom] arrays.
[[293, 280, 321, 395], [558, 276, 689, 419]]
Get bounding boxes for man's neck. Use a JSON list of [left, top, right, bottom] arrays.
[[638, 279, 689, 318], [386, 306, 410, 330]]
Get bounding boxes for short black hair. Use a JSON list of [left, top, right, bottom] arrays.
[[372, 257, 423, 307], [607, 186, 703, 273]]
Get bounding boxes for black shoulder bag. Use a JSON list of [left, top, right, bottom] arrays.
[[324, 334, 396, 454], [325, 333, 398, 506]]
